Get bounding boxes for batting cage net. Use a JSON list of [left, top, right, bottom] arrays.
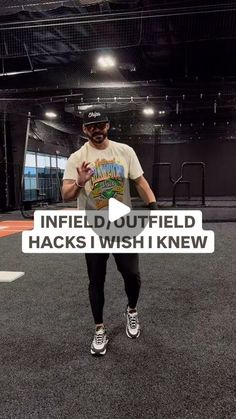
[[0, 2, 235, 58]]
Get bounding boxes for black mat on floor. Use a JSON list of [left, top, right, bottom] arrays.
[[0, 223, 235, 418]]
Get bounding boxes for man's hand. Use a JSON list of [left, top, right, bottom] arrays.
[[148, 201, 158, 210], [76, 161, 94, 186], [62, 161, 94, 201]]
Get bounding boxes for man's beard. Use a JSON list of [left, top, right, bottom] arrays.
[[88, 131, 106, 144]]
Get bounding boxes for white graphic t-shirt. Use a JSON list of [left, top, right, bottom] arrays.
[[63, 140, 144, 210]]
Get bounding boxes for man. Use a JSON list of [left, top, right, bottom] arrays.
[[62, 107, 157, 356]]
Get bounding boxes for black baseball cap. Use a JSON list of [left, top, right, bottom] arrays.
[[83, 107, 109, 126]]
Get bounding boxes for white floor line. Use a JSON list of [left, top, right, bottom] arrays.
[[0, 272, 25, 282]]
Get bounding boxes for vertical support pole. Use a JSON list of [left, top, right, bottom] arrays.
[[21, 112, 31, 203], [3, 111, 9, 208], [152, 125, 161, 196]]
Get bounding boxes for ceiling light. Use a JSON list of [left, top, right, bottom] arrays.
[[143, 107, 154, 116], [45, 111, 57, 119], [97, 55, 116, 69], [77, 105, 93, 111]]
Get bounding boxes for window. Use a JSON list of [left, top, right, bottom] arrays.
[[37, 154, 51, 168], [51, 157, 57, 167], [25, 152, 36, 167], [23, 151, 68, 202], [57, 156, 67, 170], [24, 167, 36, 176]]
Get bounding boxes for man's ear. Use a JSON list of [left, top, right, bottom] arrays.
[[106, 122, 110, 130], [82, 125, 87, 134]]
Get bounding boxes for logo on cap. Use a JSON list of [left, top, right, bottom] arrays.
[[88, 112, 101, 118]]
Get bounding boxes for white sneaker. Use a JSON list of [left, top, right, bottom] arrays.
[[90, 326, 108, 356], [125, 306, 141, 339]]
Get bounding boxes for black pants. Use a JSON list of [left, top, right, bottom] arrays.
[[85, 253, 141, 324]]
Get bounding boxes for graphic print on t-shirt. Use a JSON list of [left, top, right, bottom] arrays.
[[90, 158, 125, 209]]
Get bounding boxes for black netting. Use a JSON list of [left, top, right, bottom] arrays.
[[0, 1, 106, 15], [0, 8, 235, 58], [0, 17, 142, 57]]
